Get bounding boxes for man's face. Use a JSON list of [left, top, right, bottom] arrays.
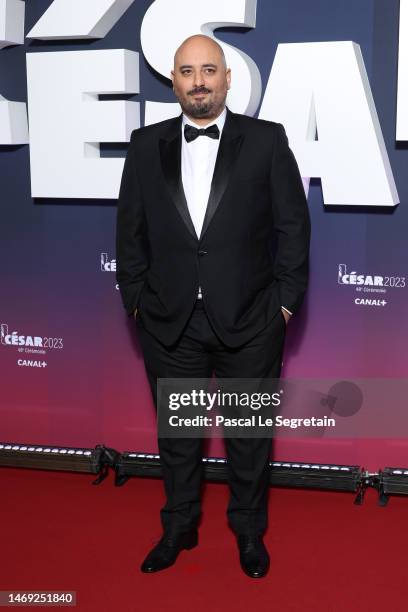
[[171, 39, 231, 121]]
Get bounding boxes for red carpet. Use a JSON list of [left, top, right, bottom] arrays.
[[1, 466, 406, 611]]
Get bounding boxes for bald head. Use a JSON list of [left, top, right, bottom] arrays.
[[171, 34, 231, 125], [174, 34, 226, 70]]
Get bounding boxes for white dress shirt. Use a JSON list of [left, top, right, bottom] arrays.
[[181, 107, 226, 238], [180, 107, 292, 317], [181, 107, 226, 299]]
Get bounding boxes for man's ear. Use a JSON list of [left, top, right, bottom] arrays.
[[226, 68, 231, 90], [170, 70, 175, 88]]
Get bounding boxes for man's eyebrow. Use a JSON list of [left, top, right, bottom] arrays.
[[178, 63, 218, 70]]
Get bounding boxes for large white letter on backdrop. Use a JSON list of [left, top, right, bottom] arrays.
[[140, 0, 261, 125], [26, 0, 135, 40], [26, 49, 139, 198], [0, 0, 28, 144], [259, 41, 398, 206]]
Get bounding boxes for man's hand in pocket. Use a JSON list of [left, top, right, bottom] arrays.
[[281, 308, 291, 325]]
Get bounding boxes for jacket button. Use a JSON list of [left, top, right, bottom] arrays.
[[198, 250, 208, 256]]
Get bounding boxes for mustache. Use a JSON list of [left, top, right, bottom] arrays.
[[188, 87, 211, 95]]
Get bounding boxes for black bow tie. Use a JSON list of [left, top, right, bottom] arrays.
[[184, 123, 220, 143]]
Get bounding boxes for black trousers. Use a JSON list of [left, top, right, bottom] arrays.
[[136, 300, 286, 536]]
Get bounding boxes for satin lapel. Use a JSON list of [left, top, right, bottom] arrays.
[[159, 114, 197, 240], [200, 109, 244, 241]]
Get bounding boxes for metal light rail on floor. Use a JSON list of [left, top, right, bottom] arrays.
[[0, 441, 362, 500], [2, 441, 407, 505], [117, 451, 363, 500]]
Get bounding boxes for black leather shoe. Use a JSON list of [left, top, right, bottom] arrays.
[[140, 529, 198, 573], [237, 534, 270, 578]]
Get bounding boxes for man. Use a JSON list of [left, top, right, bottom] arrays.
[[116, 34, 310, 578]]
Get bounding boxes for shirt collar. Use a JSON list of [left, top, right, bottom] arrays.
[[182, 106, 227, 135]]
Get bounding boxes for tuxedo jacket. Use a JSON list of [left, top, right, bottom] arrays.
[[116, 107, 311, 348]]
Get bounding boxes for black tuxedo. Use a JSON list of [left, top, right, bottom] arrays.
[[115, 107, 310, 537], [116, 107, 310, 348]]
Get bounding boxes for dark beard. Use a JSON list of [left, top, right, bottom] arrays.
[[182, 98, 216, 118]]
